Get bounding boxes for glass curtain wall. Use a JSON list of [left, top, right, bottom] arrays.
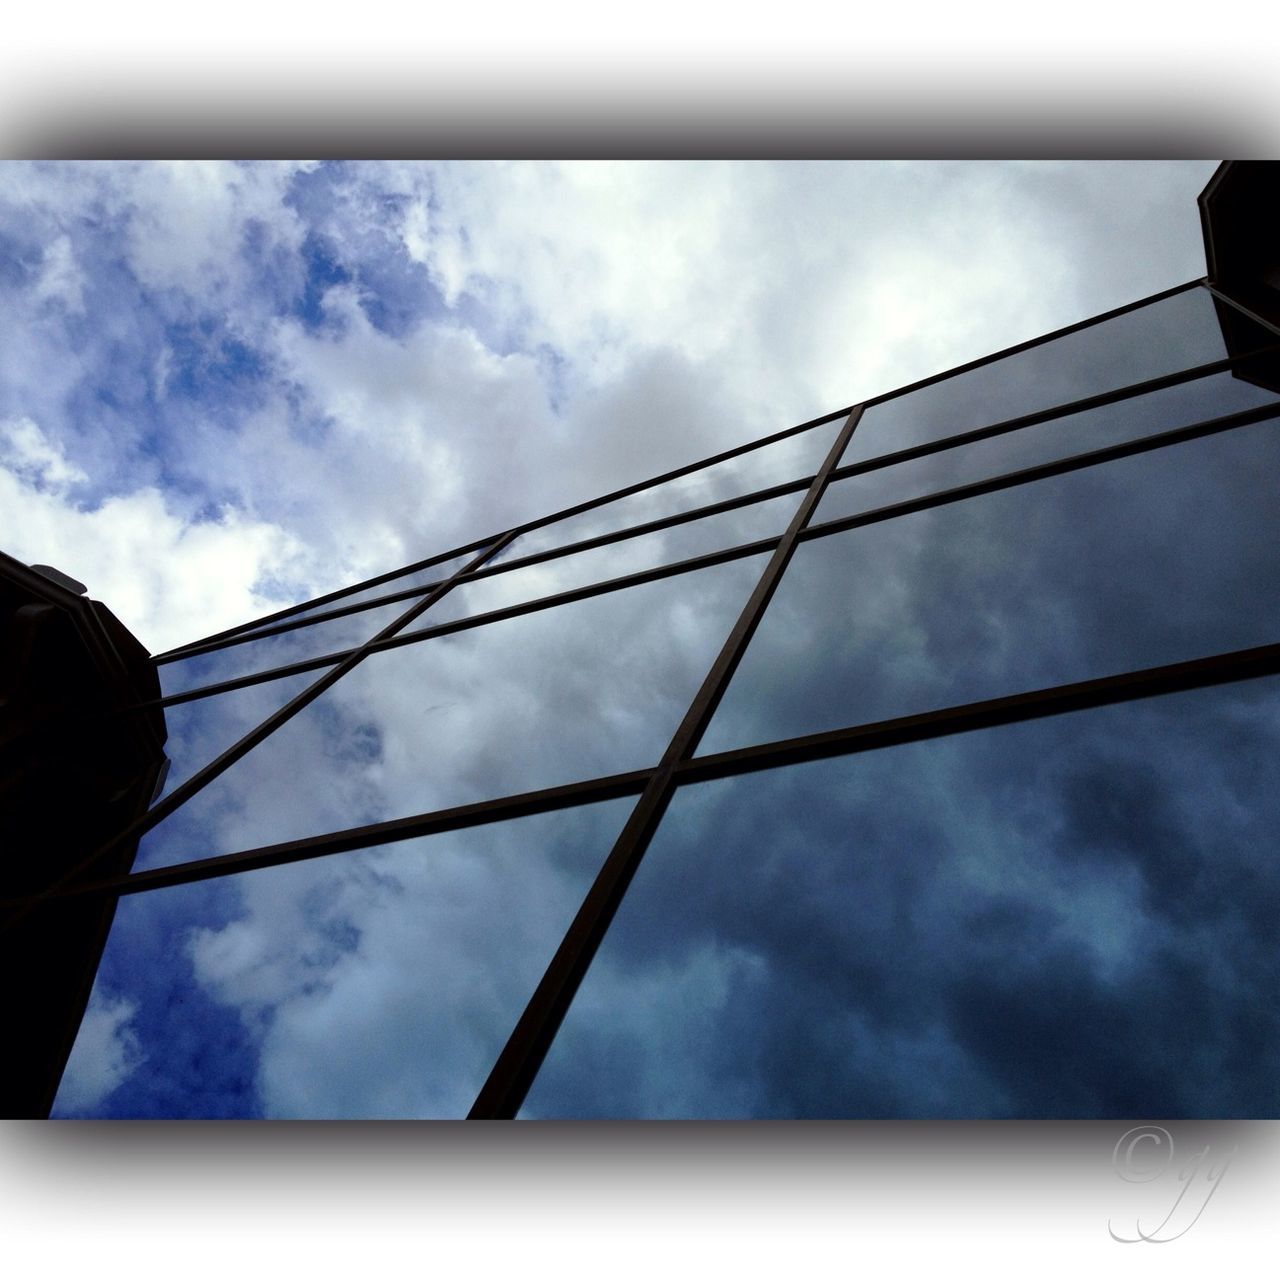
[[46, 280, 1280, 1118]]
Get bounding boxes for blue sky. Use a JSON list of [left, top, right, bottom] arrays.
[[6, 159, 1268, 1119], [1, 161, 1219, 654]]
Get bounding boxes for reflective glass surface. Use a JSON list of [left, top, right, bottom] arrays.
[[524, 677, 1280, 1117], [225, 550, 479, 640], [137, 556, 767, 869], [406, 492, 800, 629], [698, 419, 1280, 756], [152, 671, 315, 804], [819, 369, 1280, 525], [158, 598, 411, 697], [521, 416, 843, 555], [54, 799, 631, 1117], [843, 285, 1271, 464]]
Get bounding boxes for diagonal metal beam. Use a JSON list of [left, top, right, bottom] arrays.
[[156, 335, 1280, 667], [466, 407, 865, 1119], [133, 395, 1280, 711], [0, 533, 517, 938], [155, 406, 851, 659], [19, 640, 1278, 907], [46, 769, 654, 900], [857, 278, 1202, 410], [157, 276, 1201, 660], [1204, 281, 1280, 339], [805, 399, 1280, 546]]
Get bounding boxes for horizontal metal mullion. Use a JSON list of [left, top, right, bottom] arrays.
[[676, 642, 1280, 785], [802, 399, 1280, 547], [447, 477, 810, 584], [158, 334, 1278, 669], [46, 642, 1280, 905], [157, 406, 850, 659], [495, 405, 847, 547], [139, 397, 1280, 717], [134, 535, 785, 710], [827, 340, 1280, 488], [45, 769, 655, 901], [859, 278, 1202, 412], [156, 277, 1202, 658], [154, 535, 497, 660], [157, 474, 816, 665], [155, 576, 456, 662], [134, 399, 1280, 712], [0, 535, 516, 939]]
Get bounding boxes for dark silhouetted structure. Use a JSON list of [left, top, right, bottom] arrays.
[[0, 554, 167, 1116]]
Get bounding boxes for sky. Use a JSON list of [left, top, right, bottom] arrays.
[[6, 159, 1275, 1120], [1, 160, 1220, 653]]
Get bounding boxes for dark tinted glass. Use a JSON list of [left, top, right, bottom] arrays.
[[152, 671, 315, 804], [843, 285, 1257, 464], [158, 598, 411, 697], [523, 677, 1280, 1117], [818, 369, 1280, 525], [55, 799, 631, 1117], [522, 416, 842, 555], [698, 419, 1280, 757], [407, 492, 799, 629], [226, 550, 479, 640], [136, 555, 767, 869]]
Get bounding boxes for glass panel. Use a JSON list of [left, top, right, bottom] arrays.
[[158, 598, 412, 697], [698, 418, 1280, 757], [521, 416, 843, 556], [819, 369, 1280, 525], [523, 676, 1280, 1117], [844, 285, 1273, 464], [227, 550, 479, 640], [136, 555, 767, 870], [410, 492, 799, 629], [53, 799, 632, 1117], [152, 671, 315, 804]]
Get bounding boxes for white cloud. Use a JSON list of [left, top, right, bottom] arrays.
[[32, 234, 87, 315], [186, 802, 631, 1118], [0, 415, 88, 491], [0, 160, 1218, 651], [53, 991, 143, 1114], [121, 160, 309, 304], [0, 452, 314, 652]]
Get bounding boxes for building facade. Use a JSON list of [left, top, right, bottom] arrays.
[[7, 162, 1279, 1118]]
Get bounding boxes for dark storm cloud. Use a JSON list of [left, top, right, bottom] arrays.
[[698, 287, 1280, 755], [519, 289, 1280, 1119], [524, 680, 1280, 1118]]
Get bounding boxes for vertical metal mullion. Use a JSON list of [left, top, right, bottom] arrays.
[[0, 532, 518, 937], [467, 408, 864, 1119]]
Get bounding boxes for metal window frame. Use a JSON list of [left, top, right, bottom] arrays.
[[154, 406, 855, 660], [152, 275, 1205, 663], [30, 640, 1278, 910], [151, 332, 1280, 670], [130, 391, 1280, 711], [22, 272, 1280, 1120], [1, 534, 515, 933]]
